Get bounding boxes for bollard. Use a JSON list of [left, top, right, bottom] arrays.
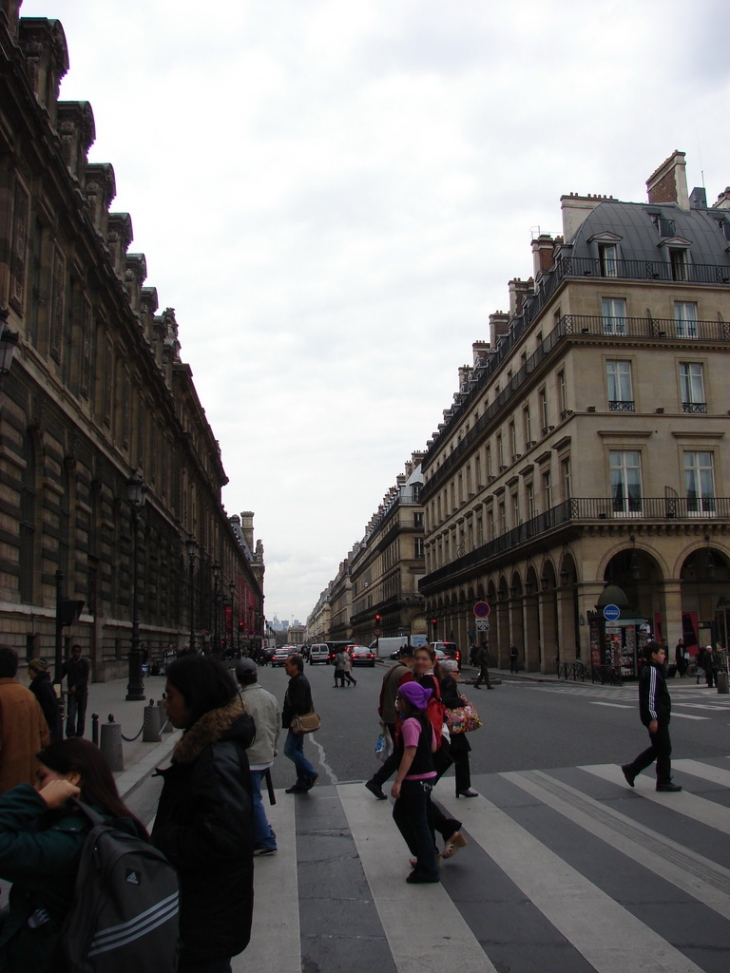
[[100, 718, 124, 772], [91, 713, 99, 747], [717, 671, 729, 694], [158, 698, 172, 733], [143, 699, 162, 742]]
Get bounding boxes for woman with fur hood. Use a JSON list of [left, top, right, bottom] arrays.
[[153, 655, 255, 973]]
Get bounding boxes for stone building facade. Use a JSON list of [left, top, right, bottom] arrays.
[[306, 453, 427, 645], [0, 4, 263, 678], [419, 151, 730, 676]]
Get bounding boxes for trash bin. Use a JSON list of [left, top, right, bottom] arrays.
[[717, 671, 729, 695]]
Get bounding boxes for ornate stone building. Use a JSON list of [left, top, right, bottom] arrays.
[[0, 3, 264, 677], [419, 151, 730, 676], [306, 452, 427, 645]]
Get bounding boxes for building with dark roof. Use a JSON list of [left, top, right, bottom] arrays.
[[419, 151, 730, 676]]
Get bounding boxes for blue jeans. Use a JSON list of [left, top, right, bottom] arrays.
[[284, 729, 316, 787], [250, 769, 277, 850]]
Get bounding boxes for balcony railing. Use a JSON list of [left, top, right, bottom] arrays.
[[608, 400, 635, 412], [419, 496, 730, 590], [421, 312, 730, 502], [682, 401, 708, 414]]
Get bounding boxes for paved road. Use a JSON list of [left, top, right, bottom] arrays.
[[123, 662, 730, 972]]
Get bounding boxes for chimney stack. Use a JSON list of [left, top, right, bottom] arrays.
[[646, 150, 689, 210], [531, 234, 555, 276]]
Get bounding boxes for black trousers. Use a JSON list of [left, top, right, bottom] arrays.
[[393, 779, 438, 878], [66, 691, 88, 738], [451, 744, 472, 793], [429, 744, 461, 842], [626, 723, 672, 784], [475, 664, 492, 688]]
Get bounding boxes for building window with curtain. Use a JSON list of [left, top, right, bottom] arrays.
[[598, 243, 618, 277], [684, 451, 715, 514], [606, 360, 634, 411], [602, 297, 627, 335], [610, 450, 642, 514], [679, 362, 706, 412], [674, 302, 698, 338]]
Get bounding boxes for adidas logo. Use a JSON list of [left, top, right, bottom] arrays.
[[125, 869, 141, 885]]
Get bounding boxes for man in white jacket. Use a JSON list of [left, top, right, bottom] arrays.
[[237, 658, 281, 855]]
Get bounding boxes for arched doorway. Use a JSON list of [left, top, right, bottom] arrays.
[[509, 572, 525, 668], [679, 544, 730, 655], [524, 565, 540, 671], [540, 560, 558, 672]]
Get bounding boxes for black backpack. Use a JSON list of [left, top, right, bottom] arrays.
[[58, 801, 179, 972]]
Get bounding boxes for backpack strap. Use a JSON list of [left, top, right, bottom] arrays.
[[70, 798, 106, 827]]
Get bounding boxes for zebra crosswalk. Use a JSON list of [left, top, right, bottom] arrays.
[[244, 758, 730, 973]]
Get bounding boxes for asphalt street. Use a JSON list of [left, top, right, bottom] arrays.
[[119, 663, 730, 973]]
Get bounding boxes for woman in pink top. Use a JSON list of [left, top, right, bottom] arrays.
[[391, 681, 439, 884]]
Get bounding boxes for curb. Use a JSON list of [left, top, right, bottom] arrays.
[[115, 730, 182, 800]]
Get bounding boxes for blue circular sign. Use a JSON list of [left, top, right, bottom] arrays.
[[603, 604, 621, 622]]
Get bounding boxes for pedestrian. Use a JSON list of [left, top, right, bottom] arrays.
[[674, 638, 688, 678], [468, 643, 478, 667], [509, 643, 519, 674], [0, 646, 50, 794], [0, 738, 146, 971], [702, 644, 717, 688], [473, 641, 494, 689], [440, 660, 478, 798], [28, 658, 61, 743], [343, 650, 357, 687], [333, 648, 346, 687], [409, 645, 466, 862], [153, 654, 255, 973], [282, 654, 319, 793], [60, 644, 90, 738], [391, 680, 439, 885], [365, 646, 416, 800], [621, 641, 681, 793], [236, 658, 280, 856]]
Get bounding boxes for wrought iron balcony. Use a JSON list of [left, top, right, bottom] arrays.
[[420, 496, 730, 590], [682, 401, 708, 414], [608, 400, 635, 412]]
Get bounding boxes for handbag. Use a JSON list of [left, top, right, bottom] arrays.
[[290, 710, 321, 734], [445, 701, 482, 734], [375, 722, 393, 763]]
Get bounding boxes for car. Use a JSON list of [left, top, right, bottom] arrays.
[[348, 645, 376, 667], [431, 641, 461, 669], [271, 646, 292, 667], [309, 643, 330, 665]]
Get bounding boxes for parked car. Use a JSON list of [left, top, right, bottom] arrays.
[[309, 643, 330, 665], [271, 646, 292, 667], [348, 645, 376, 667]]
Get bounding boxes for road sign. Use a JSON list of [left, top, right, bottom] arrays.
[[474, 601, 490, 618], [476, 618, 490, 633], [374, 628, 382, 637], [602, 604, 621, 622]]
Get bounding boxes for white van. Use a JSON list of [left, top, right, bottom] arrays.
[[370, 635, 428, 659], [309, 643, 330, 665]]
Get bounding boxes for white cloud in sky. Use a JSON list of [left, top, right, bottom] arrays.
[[19, 0, 730, 621]]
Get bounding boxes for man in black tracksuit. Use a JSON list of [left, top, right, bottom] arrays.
[[622, 642, 681, 792]]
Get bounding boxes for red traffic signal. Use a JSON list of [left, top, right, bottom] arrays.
[[374, 613, 382, 623]]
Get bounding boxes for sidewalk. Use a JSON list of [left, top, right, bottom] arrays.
[[84, 674, 181, 798]]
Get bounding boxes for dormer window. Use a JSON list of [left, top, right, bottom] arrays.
[[599, 243, 618, 277], [669, 248, 688, 281]]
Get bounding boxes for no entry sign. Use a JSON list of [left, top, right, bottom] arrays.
[[474, 601, 490, 618]]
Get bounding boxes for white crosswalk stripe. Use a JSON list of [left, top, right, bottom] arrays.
[[246, 758, 730, 972]]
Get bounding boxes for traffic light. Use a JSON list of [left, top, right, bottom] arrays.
[[374, 613, 381, 625], [431, 617, 438, 634]]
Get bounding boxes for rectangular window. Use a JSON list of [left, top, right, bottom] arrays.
[[562, 458, 571, 500], [509, 422, 517, 458], [511, 492, 520, 527], [675, 302, 698, 339], [415, 537, 425, 558], [602, 297, 627, 335], [414, 512, 424, 529], [523, 405, 532, 445], [486, 444, 492, 477], [497, 434, 504, 469], [557, 370, 567, 419], [10, 180, 30, 313], [610, 450, 642, 514], [606, 360, 634, 411], [684, 451, 715, 514], [599, 243, 618, 277], [679, 362, 706, 413], [526, 482, 535, 520], [542, 470, 552, 510], [669, 248, 688, 282], [498, 502, 506, 535], [487, 508, 494, 540], [475, 453, 482, 488], [539, 388, 548, 433]]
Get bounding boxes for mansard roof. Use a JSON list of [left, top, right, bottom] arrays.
[[569, 200, 730, 268]]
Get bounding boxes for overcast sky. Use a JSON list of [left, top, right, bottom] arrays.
[[21, 0, 730, 623]]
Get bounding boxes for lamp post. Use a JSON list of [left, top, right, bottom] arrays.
[[228, 580, 235, 654], [186, 535, 197, 652], [125, 470, 146, 701], [212, 562, 220, 655]]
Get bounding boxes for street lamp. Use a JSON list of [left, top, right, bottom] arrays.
[[125, 470, 146, 701], [212, 562, 220, 654], [186, 535, 197, 651]]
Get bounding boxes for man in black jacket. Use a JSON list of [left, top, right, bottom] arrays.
[[622, 642, 681, 792], [60, 644, 90, 738], [28, 658, 61, 742], [282, 654, 318, 793]]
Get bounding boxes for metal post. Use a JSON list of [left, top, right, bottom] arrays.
[[189, 549, 196, 651], [91, 712, 99, 746], [54, 569, 64, 681], [126, 503, 145, 700]]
